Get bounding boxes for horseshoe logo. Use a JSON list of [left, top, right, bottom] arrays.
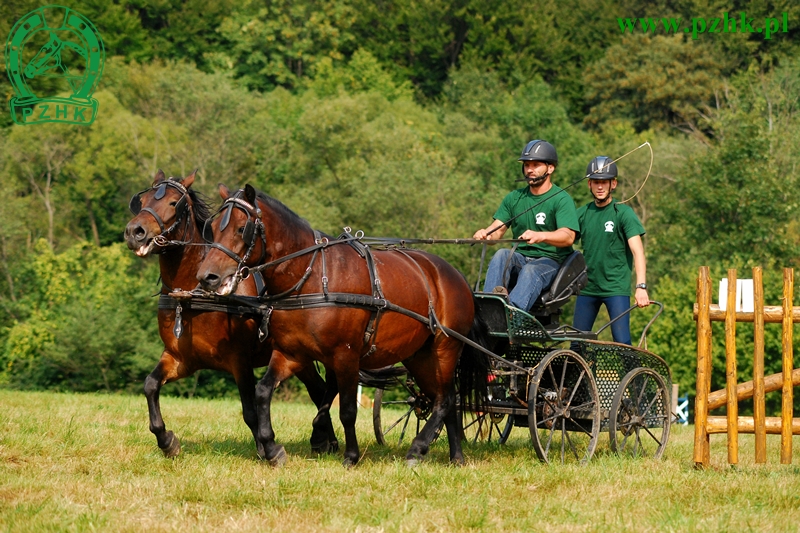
[[5, 5, 104, 125]]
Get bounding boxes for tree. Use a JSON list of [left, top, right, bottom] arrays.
[[584, 34, 723, 134]]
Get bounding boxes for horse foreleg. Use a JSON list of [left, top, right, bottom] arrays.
[[333, 363, 361, 468], [231, 366, 264, 458], [254, 362, 290, 466], [295, 362, 339, 454], [143, 354, 182, 457]]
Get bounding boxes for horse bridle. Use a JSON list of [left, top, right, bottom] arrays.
[[205, 191, 267, 285], [129, 179, 194, 245]]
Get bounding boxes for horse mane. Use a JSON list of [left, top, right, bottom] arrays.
[[254, 190, 313, 233], [188, 188, 214, 233]]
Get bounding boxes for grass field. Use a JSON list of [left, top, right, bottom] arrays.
[[2, 390, 800, 532]]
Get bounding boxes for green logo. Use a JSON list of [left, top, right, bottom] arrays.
[[5, 5, 105, 126]]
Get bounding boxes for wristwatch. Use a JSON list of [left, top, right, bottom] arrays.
[[635, 283, 648, 290]]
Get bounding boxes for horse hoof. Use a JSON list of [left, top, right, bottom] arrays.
[[450, 456, 465, 467], [342, 457, 358, 469], [160, 431, 181, 458], [268, 446, 287, 467], [406, 457, 421, 468], [311, 439, 340, 455]]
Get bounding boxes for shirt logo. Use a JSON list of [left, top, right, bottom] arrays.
[[535, 212, 546, 225], [604, 221, 615, 233]]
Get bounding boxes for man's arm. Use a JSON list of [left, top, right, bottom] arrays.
[[473, 219, 508, 240], [628, 234, 649, 307], [519, 227, 576, 246]]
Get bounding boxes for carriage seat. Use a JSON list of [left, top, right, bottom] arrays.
[[474, 250, 588, 337], [528, 250, 588, 317]]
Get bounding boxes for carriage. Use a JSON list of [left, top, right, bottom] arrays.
[[368, 249, 672, 464]]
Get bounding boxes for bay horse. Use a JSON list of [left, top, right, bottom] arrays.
[[196, 184, 475, 467], [123, 170, 338, 458]]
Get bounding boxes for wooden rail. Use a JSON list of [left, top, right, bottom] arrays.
[[693, 267, 797, 468]]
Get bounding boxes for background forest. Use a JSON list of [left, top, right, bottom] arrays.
[[1, 0, 800, 415]]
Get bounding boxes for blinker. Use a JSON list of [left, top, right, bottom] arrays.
[[202, 219, 214, 243], [220, 204, 233, 231], [129, 194, 142, 214], [175, 195, 187, 214], [242, 220, 255, 245], [154, 183, 167, 200]]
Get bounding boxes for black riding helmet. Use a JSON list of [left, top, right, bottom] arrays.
[[586, 156, 618, 180], [518, 140, 558, 166]]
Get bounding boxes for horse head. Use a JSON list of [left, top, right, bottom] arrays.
[[124, 169, 205, 257], [196, 183, 267, 295]]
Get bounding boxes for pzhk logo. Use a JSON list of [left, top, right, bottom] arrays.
[[5, 5, 104, 125]]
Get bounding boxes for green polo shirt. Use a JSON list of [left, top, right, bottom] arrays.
[[493, 185, 580, 263], [576, 199, 645, 296]]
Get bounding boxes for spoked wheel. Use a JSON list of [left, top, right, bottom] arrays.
[[460, 410, 514, 444], [373, 377, 435, 446], [528, 349, 600, 464], [609, 368, 671, 459]]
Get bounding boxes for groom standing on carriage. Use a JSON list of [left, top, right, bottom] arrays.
[[472, 140, 580, 312]]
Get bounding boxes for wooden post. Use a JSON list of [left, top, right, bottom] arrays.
[[694, 267, 712, 467], [753, 267, 766, 463], [725, 269, 738, 465], [781, 268, 794, 464]]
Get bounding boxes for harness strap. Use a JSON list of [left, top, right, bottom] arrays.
[[360, 245, 386, 354], [158, 294, 262, 315], [264, 249, 320, 300], [218, 292, 533, 374], [250, 235, 362, 273]]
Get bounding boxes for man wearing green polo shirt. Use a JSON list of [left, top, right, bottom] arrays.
[[572, 156, 649, 345], [473, 140, 579, 312]]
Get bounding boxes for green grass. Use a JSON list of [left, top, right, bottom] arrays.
[[2, 390, 800, 532]]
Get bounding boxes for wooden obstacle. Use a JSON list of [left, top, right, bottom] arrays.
[[693, 266, 798, 467]]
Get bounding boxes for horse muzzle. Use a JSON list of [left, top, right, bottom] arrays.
[[124, 222, 156, 257]]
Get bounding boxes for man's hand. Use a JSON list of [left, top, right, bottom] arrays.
[[519, 229, 545, 244], [635, 288, 650, 307], [473, 221, 507, 241], [473, 228, 489, 240]]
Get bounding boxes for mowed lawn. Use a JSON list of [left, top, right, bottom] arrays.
[[2, 389, 800, 532]]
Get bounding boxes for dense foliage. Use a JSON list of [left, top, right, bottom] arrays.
[[2, 0, 800, 414]]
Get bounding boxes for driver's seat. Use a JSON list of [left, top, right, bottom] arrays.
[[528, 250, 588, 324]]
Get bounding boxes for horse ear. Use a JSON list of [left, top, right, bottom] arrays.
[[218, 183, 231, 200], [181, 168, 197, 189], [245, 184, 257, 206], [153, 169, 166, 185]]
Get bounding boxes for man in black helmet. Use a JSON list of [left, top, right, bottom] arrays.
[[473, 140, 580, 312], [571, 156, 649, 345]]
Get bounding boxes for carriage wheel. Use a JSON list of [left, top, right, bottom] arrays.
[[460, 410, 514, 444], [527, 349, 600, 464], [373, 378, 435, 446], [609, 368, 671, 459]]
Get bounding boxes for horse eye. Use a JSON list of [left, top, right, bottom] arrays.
[[236, 227, 244, 234], [169, 201, 177, 207]]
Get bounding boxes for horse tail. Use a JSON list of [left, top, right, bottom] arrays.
[[456, 297, 495, 414]]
